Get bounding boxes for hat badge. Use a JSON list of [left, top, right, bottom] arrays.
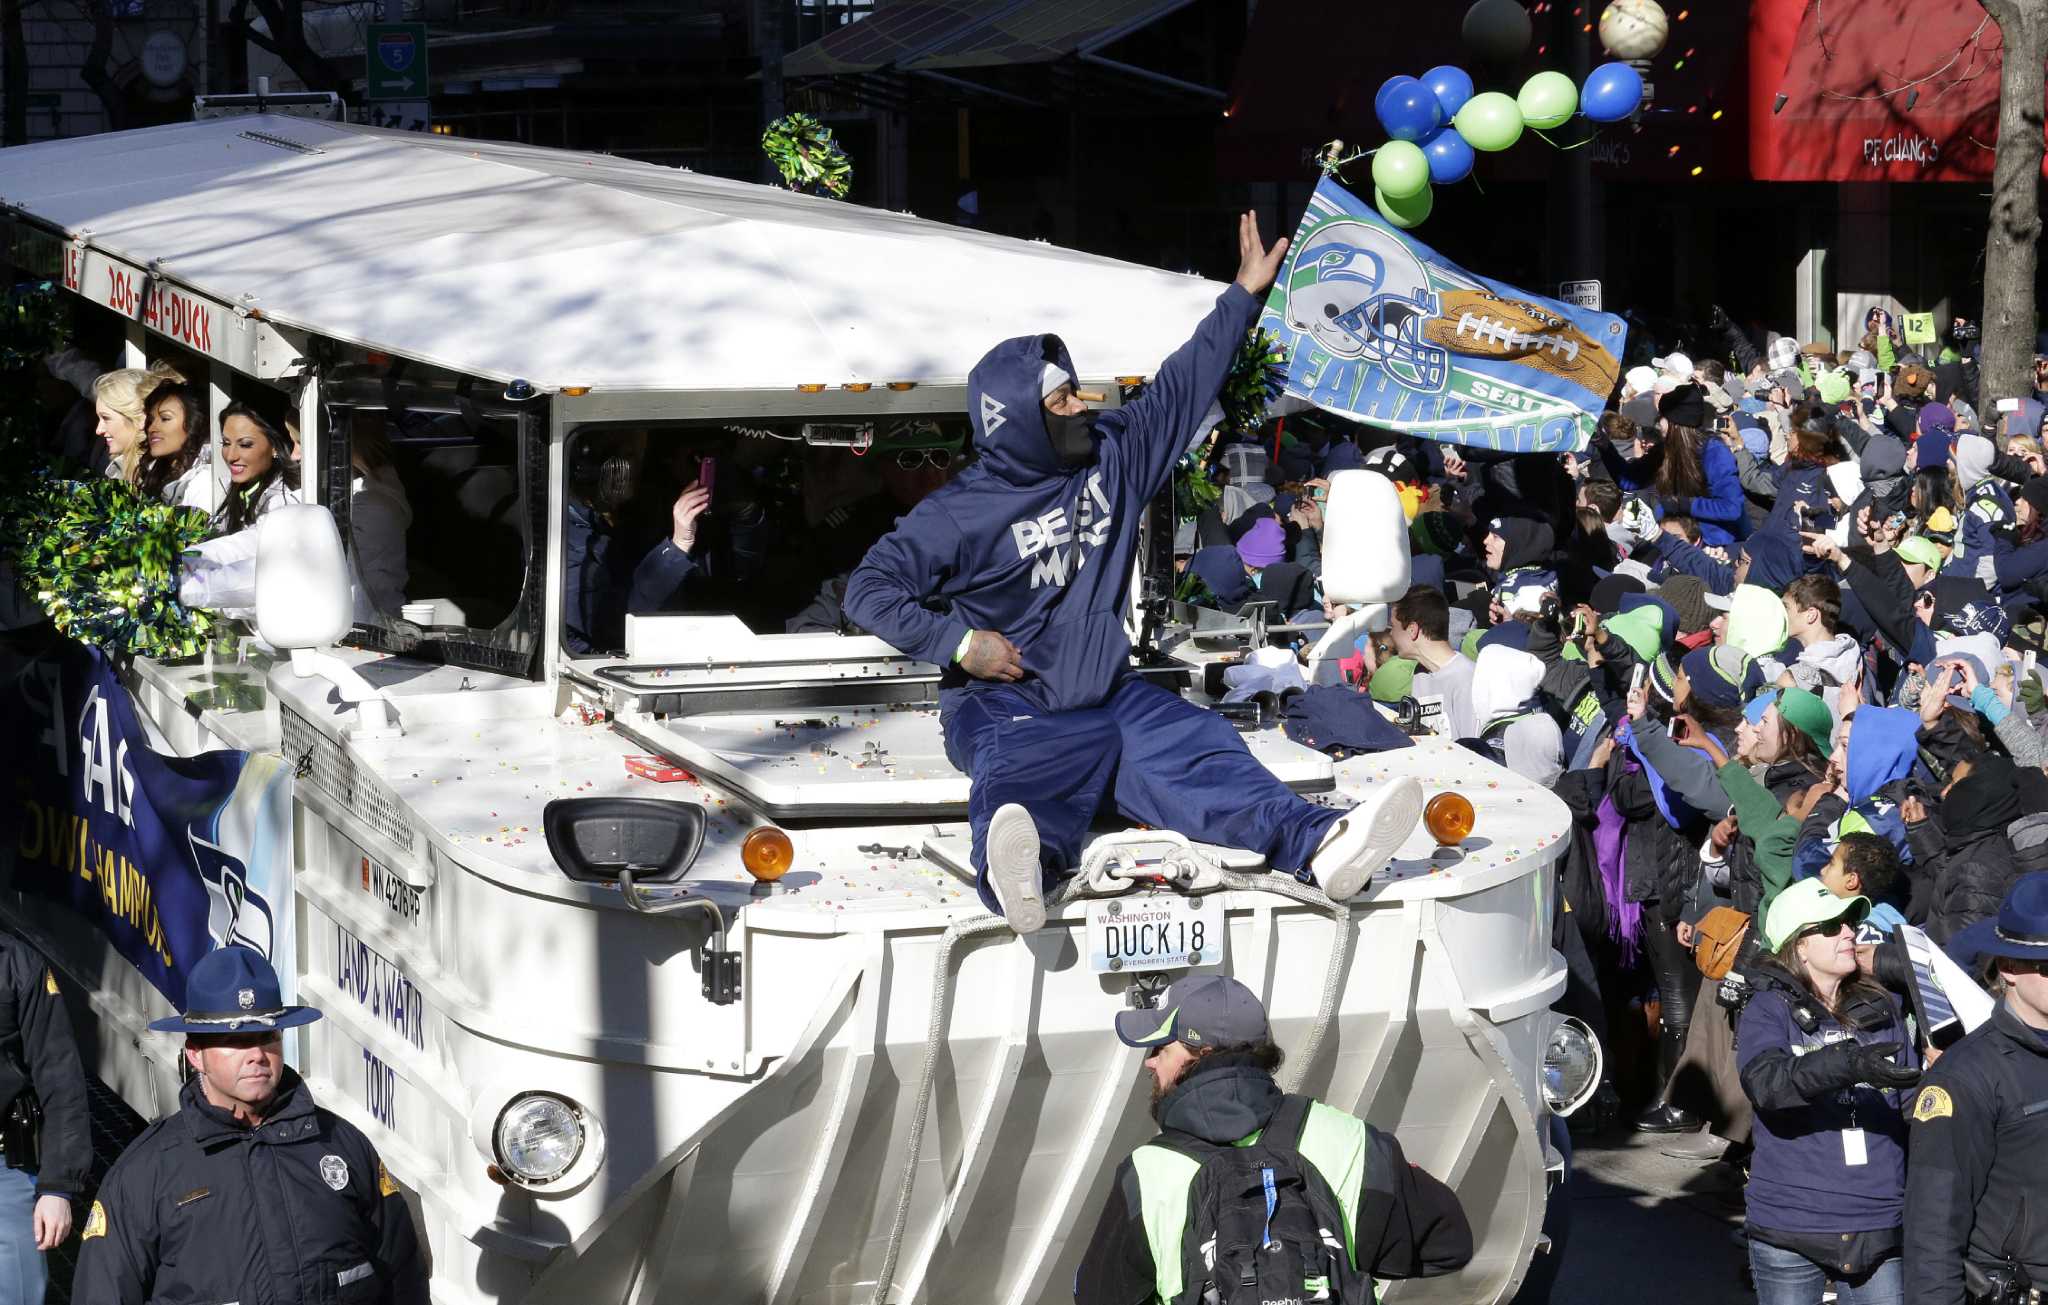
[[237, 988, 255, 1010]]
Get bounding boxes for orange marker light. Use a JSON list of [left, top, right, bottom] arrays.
[[1424, 792, 1476, 847], [742, 827, 795, 881]]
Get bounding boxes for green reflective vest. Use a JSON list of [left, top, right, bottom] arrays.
[[1128, 1099, 1370, 1304]]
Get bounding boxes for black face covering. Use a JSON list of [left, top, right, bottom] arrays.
[[1045, 409, 1098, 468]]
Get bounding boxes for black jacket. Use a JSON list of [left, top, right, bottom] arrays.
[[1072, 1054, 1471, 1304], [1905, 1001, 2048, 1305], [1911, 760, 2024, 945], [75, 1069, 426, 1305], [0, 933, 88, 1199]]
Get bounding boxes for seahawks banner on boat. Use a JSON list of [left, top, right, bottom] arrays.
[[1259, 176, 1628, 454], [2, 639, 293, 1006]]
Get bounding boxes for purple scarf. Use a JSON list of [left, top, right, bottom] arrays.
[[1593, 787, 1644, 966]]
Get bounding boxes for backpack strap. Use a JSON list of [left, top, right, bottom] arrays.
[[1263, 1094, 1315, 1153]]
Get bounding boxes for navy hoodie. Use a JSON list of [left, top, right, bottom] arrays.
[[846, 285, 1258, 712]]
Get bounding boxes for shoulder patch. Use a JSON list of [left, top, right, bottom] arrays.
[[377, 1161, 399, 1198], [1913, 1085, 1954, 1123], [81, 1200, 106, 1241], [43, 968, 57, 997]]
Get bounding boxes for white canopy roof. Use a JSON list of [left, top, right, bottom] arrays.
[[0, 117, 1227, 393]]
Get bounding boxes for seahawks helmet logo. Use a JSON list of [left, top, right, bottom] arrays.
[[1281, 218, 1449, 394]]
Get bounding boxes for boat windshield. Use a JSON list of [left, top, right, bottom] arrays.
[[558, 415, 972, 657]]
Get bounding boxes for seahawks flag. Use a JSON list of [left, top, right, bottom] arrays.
[[1258, 176, 1628, 454]]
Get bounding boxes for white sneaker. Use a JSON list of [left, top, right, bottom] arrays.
[[985, 803, 1046, 933], [1309, 777, 1425, 901]]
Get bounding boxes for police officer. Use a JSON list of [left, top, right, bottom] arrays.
[[1073, 975, 1471, 1304], [0, 929, 88, 1304], [74, 946, 426, 1304], [1905, 871, 2048, 1304]]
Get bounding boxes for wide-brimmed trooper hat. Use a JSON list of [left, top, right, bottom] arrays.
[[148, 945, 323, 1035], [1977, 873, 2048, 964]]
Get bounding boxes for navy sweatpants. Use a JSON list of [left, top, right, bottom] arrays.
[[940, 675, 1343, 912]]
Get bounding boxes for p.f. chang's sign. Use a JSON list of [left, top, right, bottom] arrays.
[[46, 232, 306, 380], [1862, 134, 1942, 169]]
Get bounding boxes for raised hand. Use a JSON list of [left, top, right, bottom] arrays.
[[1233, 211, 1290, 297]]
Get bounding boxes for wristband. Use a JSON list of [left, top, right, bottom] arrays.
[[953, 630, 975, 664]]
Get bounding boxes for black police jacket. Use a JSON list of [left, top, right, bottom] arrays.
[[74, 1069, 427, 1305], [1904, 1000, 2048, 1305], [0, 931, 89, 1199]]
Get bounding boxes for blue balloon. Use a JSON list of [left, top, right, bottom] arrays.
[[1421, 125, 1475, 184], [1581, 61, 1645, 124], [1375, 75, 1443, 143], [1421, 64, 1475, 119]]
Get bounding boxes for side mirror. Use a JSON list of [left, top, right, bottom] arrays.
[[1307, 470, 1414, 684], [255, 504, 399, 737], [543, 798, 707, 885], [255, 504, 353, 651]]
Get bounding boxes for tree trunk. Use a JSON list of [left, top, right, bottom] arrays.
[[2, 0, 26, 147], [228, 0, 352, 100], [76, 0, 125, 133], [1978, 0, 2048, 413]]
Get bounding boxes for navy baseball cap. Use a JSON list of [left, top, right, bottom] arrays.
[[149, 945, 322, 1035], [1114, 975, 1268, 1051]]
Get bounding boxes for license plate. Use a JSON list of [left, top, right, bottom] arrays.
[[1086, 893, 1225, 974]]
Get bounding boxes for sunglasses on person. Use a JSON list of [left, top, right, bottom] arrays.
[[893, 448, 953, 471], [1798, 917, 1853, 941]]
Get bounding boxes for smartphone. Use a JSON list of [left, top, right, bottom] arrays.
[[1630, 662, 1647, 696], [696, 454, 717, 501]]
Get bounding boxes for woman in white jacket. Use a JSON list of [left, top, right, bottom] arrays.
[[137, 382, 223, 514], [201, 403, 302, 564]]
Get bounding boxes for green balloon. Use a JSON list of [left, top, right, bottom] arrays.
[[1517, 70, 1579, 131], [1375, 182, 1433, 229], [1454, 91, 1524, 152], [1371, 140, 1430, 200]]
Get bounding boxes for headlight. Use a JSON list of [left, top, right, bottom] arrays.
[[1541, 1017, 1603, 1116], [493, 1093, 586, 1184]]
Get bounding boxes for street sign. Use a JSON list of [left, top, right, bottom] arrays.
[[1559, 279, 1603, 311], [366, 22, 428, 101]]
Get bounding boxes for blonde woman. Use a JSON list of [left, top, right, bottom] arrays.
[[92, 362, 184, 485]]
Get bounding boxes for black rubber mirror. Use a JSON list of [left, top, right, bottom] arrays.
[[542, 798, 706, 885]]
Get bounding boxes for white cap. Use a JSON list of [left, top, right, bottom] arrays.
[[1653, 351, 1695, 379], [1624, 364, 1657, 396], [1039, 361, 1074, 399]]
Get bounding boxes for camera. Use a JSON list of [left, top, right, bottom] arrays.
[[1954, 318, 1981, 343], [1964, 1261, 2037, 1305]]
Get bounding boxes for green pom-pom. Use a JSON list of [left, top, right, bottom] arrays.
[[1219, 326, 1287, 437], [762, 113, 853, 199], [0, 284, 215, 658]]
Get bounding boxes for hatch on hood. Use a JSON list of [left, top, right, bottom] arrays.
[[612, 703, 1335, 820]]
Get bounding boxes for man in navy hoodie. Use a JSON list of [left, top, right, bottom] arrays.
[[845, 214, 1423, 932]]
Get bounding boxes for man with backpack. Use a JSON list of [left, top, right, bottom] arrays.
[[1073, 976, 1472, 1304]]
